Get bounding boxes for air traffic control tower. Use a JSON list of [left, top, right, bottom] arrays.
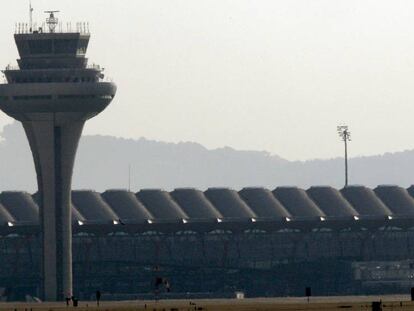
[[0, 12, 117, 300]]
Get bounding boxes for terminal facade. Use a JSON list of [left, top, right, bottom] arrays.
[[0, 186, 413, 299]]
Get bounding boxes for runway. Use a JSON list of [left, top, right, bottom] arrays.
[[1, 295, 414, 311]]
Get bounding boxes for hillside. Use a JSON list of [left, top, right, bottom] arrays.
[[0, 122, 412, 192]]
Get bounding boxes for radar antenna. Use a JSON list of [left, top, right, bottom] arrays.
[[44, 10, 60, 33]]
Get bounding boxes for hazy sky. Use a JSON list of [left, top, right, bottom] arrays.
[[1, 0, 414, 161]]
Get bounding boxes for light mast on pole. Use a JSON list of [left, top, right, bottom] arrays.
[[337, 125, 351, 187]]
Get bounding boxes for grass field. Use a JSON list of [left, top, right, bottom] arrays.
[[2, 295, 414, 311]]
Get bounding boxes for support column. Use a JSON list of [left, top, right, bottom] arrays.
[[23, 116, 84, 301]]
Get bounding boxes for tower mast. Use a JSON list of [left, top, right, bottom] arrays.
[[29, 1, 33, 32]]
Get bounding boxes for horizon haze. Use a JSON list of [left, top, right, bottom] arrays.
[[1, 1, 414, 160]]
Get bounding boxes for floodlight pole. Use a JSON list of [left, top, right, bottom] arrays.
[[337, 125, 351, 187], [344, 136, 348, 187], [128, 164, 131, 191]]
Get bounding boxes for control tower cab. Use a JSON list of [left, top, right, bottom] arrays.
[[0, 12, 117, 301], [1, 13, 115, 122]]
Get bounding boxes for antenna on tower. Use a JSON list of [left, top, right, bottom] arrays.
[[44, 10, 60, 33], [29, 1, 33, 32]]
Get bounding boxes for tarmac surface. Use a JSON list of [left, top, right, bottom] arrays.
[[1, 295, 414, 310]]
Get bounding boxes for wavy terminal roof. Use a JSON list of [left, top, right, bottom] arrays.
[[0, 186, 414, 230]]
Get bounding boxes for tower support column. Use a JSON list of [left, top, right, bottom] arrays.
[[23, 115, 85, 301], [0, 18, 117, 299]]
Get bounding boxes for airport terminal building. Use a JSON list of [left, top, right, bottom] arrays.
[[1, 185, 414, 300], [1, 11, 414, 302]]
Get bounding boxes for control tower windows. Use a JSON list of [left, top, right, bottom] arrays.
[[27, 39, 85, 55], [28, 40, 53, 54], [54, 39, 78, 54], [13, 95, 52, 100]]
